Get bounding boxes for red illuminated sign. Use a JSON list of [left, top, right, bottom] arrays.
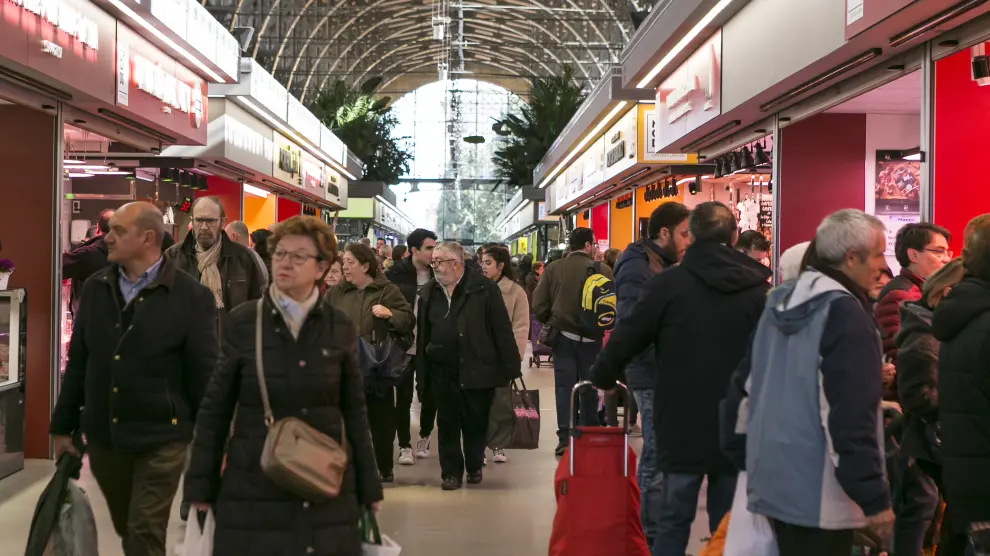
[[0, 0, 115, 103]]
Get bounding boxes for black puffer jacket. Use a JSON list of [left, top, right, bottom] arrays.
[[932, 276, 990, 526], [184, 294, 383, 556], [895, 301, 940, 464]]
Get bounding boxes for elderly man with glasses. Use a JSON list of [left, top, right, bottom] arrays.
[[414, 241, 521, 491], [165, 197, 266, 330]]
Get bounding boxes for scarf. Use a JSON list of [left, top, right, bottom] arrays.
[[269, 284, 319, 339], [195, 238, 224, 309]]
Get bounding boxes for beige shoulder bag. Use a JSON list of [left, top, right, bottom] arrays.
[[256, 299, 349, 501]]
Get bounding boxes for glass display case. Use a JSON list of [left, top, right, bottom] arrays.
[[0, 288, 26, 479]]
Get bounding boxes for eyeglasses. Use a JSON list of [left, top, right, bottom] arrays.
[[272, 250, 321, 266], [430, 258, 459, 269], [192, 217, 222, 228], [924, 248, 953, 258]]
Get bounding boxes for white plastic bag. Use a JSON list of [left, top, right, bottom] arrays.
[[43, 482, 99, 556], [724, 472, 778, 556], [362, 534, 402, 556], [181, 509, 215, 556]]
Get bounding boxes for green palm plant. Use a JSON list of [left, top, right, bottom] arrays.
[[309, 78, 412, 185], [492, 65, 586, 188]]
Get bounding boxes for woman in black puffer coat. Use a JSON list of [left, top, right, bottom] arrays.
[[185, 216, 383, 556]]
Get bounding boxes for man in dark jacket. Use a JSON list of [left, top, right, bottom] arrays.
[[50, 202, 219, 556], [874, 222, 950, 553], [591, 202, 770, 555], [875, 222, 951, 364], [532, 227, 613, 456], [63, 208, 114, 314], [386, 227, 439, 464], [164, 196, 265, 330], [933, 217, 990, 553], [612, 201, 691, 547], [416, 241, 521, 491]]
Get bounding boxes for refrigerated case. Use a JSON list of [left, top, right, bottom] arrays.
[[0, 289, 26, 479]]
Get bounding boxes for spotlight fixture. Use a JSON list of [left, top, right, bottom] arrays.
[[730, 151, 742, 173], [179, 171, 191, 189], [755, 142, 771, 166], [671, 181, 679, 197], [689, 175, 701, 195], [742, 146, 756, 169], [713, 157, 724, 179], [161, 168, 176, 183]]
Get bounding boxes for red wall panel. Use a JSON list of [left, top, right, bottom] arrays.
[[277, 196, 301, 222], [197, 177, 242, 223], [591, 202, 609, 245], [0, 106, 57, 459], [778, 113, 867, 252], [933, 49, 990, 255]]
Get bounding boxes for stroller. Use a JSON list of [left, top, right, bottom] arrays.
[[548, 381, 649, 556], [529, 316, 553, 368]]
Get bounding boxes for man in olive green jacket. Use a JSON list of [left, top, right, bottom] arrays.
[[532, 227, 613, 455]]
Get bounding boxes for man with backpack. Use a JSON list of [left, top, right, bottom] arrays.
[[591, 202, 771, 555], [532, 227, 615, 457]]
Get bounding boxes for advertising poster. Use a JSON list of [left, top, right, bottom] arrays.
[[653, 29, 722, 152], [873, 156, 921, 271]]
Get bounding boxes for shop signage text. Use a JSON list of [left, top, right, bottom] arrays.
[[42, 40, 63, 58], [133, 55, 197, 116], [606, 143, 626, 168], [225, 117, 273, 162], [7, 0, 100, 51], [653, 29, 722, 152], [278, 145, 300, 177]]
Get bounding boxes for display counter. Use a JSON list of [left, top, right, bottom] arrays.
[[0, 289, 27, 479]]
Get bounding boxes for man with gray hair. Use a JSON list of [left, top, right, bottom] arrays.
[[591, 201, 771, 554], [165, 197, 264, 329], [726, 209, 893, 555], [415, 241, 520, 491], [224, 220, 269, 289], [50, 202, 219, 556]]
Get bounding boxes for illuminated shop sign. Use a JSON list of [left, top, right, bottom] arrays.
[[328, 173, 340, 198], [123, 53, 204, 128], [278, 145, 300, 177], [6, 0, 100, 50], [225, 117, 273, 162]]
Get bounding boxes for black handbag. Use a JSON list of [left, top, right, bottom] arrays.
[[356, 289, 406, 389]]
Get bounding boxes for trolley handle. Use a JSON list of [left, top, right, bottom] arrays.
[[568, 380, 632, 477]]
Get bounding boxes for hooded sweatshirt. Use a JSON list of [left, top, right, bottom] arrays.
[[931, 276, 990, 525], [592, 240, 771, 474], [743, 270, 888, 530]]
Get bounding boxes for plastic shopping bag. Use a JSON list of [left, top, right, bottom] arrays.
[[723, 472, 778, 556], [361, 508, 401, 556], [181, 509, 215, 556], [41, 482, 99, 556]]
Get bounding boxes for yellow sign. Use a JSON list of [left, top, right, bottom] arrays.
[[637, 104, 699, 164], [518, 237, 528, 254]]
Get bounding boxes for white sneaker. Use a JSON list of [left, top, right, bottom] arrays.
[[492, 448, 507, 463], [414, 436, 431, 459], [483, 454, 487, 466], [397, 447, 414, 466]]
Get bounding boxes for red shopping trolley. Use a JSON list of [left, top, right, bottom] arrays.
[[548, 381, 649, 556]]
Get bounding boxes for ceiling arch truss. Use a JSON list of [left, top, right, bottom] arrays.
[[204, 0, 636, 97]]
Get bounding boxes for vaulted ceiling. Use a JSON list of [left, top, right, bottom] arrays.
[[204, 0, 641, 99]]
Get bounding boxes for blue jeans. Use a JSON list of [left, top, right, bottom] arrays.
[[652, 472, 737, 556], [552, 336, 601, 445], [633, 388, 661, 545], [893, 454, 940, 555]]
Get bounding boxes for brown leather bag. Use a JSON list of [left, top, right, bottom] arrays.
[[255, 299, 349, 501]]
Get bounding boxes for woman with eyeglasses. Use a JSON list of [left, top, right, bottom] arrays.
[[322, 258, 344, 294], [326, 243, 414, 483], [184, 216, 383, 556], [479, 246, 530, 464]]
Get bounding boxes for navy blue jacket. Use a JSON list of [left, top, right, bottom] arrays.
[[613, 240, 675, 390]]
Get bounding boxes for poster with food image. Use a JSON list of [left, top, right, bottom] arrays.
[[875, 158, 920, 215]]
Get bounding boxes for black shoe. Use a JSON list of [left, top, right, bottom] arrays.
[[380, 472, 394, 484], [467, 470, 483, 485], [554, 443, 567, 457], [441, 476, 462, 491]]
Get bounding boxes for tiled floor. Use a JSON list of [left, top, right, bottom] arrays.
[[0, 352, 713, 555]]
